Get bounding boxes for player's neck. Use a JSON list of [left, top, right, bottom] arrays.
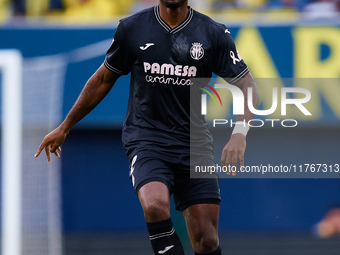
[[159, 3, 189, 29]]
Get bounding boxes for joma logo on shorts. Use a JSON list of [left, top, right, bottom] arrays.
[[143, 62, 197, 77]]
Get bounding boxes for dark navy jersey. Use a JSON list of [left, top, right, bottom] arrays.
[[105, 5, 249, 155]]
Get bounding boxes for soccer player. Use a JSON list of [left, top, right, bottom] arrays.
[[35, 0, 259, 254]]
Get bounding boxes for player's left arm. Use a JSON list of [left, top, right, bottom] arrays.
[[220, 72, 259, 175]]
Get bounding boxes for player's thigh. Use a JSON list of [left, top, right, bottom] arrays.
[[182, 203, 219, 235], [182, 203, 220, 251], [138, 181, 171, 222], [128, 151, 175, 221]]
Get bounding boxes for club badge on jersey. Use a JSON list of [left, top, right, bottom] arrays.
[[190, 42, 204, 60]]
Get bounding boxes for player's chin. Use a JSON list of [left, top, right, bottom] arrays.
[[161, 0, 187, 9]]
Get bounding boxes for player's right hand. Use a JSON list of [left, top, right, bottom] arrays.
[[34, 126, 67, 162]]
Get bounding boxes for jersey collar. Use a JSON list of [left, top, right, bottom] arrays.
[[154, 5, 193, 34]]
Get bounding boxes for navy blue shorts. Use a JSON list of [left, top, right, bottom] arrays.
[[127, 145, 221, 211]]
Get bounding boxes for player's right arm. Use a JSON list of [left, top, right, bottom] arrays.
[[34, 64, 121, 161]]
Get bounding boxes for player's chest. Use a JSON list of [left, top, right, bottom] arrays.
[[132, 31, 213, 67]]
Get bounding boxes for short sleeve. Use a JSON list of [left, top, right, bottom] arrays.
[[213, 26, 249, 84], [104, 20, 133, 75]]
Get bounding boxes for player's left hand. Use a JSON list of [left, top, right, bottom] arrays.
[[221, 134, 246, 176]]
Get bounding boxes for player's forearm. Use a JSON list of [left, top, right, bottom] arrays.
[[235, 72, 259, 123], [59, 66, 117, 134]]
